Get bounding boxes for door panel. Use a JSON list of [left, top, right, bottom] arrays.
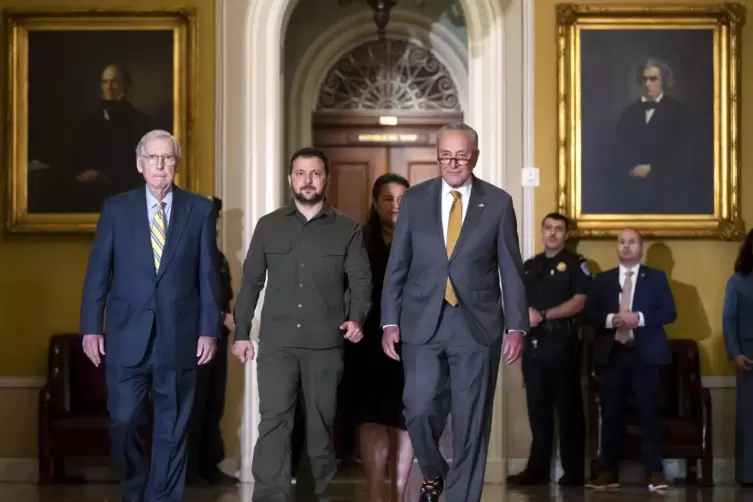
[[319, 147, 389, 225], [390, 146, 441, 186]]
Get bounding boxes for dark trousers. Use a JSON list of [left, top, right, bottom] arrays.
[[188, 333, 228, 478], [106, 337, 197, 502], [599, 344, 663, 475], [401, 303, 501, 502], [521, 329, 585, 479], [252, 344, 344, 502]]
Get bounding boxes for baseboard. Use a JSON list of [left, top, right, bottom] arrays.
[[505, 458, 736, 485], [0, 457, 118, 483], [702, 376, 736, 389], [0, 377, 45, 388]]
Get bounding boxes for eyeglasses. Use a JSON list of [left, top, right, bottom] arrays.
[[142, 154, 177, 166], [438, 157, 471, 166]]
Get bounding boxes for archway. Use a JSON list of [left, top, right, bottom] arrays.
[[287, 8, 469, 161], [216, 0, 528, 484]]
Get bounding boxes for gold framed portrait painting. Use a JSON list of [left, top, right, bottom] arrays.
[[556, 4, 745, 239], [5, 9, 196, 233]]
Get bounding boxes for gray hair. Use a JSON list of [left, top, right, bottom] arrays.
[[636, 58, 675, 89], [135, 129, 182, 158], [437, 122, 479, 151]]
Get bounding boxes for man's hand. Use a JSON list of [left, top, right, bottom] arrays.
[[529, 308, 542, 328], [612, 314, 626, 328], [382, 326, 400, 361], [341, 321, 363, 343], [734, 354, 753, 371], [197, 336, 217, 366], [232, 340, 255, 363], [620, 312, 640, 329], [630, 164, 651, 178], [223, 313, 236, 332], [82, 334, 105, 367], [503, 330, 524, 364]]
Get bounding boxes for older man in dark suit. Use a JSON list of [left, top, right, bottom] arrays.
[[79, 129, 221, 502], [381, 122, 528, 502]]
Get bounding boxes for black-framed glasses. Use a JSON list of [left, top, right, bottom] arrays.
[[438, 157, 471, 166]]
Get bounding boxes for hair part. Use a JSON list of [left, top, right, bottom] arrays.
[[541, 212, 570, 231], [735, 229, 753, 275], [437, 122, 479, 151], [135, 130, 181, 158], [289, 146, 330, 175]]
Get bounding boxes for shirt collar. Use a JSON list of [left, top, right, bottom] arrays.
[[146, 185, 173, 208], [619, 263, 641, 276], [441, 177, 473, 199], [641, 93, 664, 103], [284, 198, 334, 218]]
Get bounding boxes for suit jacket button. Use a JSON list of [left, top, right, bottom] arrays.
[[148, 308, 154, 313]]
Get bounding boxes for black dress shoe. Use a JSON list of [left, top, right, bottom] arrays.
[[418, 476, 443, 502], [557, 474, 584, 486], [507, 470, 550, 486]]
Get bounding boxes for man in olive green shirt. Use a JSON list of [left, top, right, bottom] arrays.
[[232, 147, 372, 502]]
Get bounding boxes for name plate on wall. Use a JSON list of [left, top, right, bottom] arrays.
[[353, 133, 425, 144]]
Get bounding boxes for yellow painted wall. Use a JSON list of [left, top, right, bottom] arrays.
[[534, 0, 751, 376], [0, 0, 216, 378]]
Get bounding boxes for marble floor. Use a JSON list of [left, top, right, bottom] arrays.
[[0, 480, 750, 502]]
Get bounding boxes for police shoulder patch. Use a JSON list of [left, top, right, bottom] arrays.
[[580, 260, 591, 276]]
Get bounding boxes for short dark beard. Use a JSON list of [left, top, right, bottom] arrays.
[[293, 189, 324, 205]]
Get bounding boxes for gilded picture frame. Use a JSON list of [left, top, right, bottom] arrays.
[[556, 4, 745, 239], [5, 8, 197, 233]]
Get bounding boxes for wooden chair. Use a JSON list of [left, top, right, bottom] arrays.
[[38, 333, 151, 484], [584, 337, 714, 486]]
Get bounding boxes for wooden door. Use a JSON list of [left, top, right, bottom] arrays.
[[318, 145, 442, 224], [389, 146, 440, 186], [318, 146, 388, 225]]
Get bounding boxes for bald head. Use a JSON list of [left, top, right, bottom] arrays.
[[617, 228, 643, 266]]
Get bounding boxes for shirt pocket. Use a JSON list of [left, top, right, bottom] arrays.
[[311, 241, 346, 285]]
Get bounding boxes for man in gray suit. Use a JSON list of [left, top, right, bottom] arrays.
[[381, 123, 528, 502]]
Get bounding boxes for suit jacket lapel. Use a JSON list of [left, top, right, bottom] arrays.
[[632, 266, 648, 310], [130, 188, 157, 279], [427, 178, 445, 253], [450, 177, 485, 260], [156, 187, 193, 281]]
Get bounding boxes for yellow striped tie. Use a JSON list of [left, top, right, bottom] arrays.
[[151, 202, 167, 271], [445, 190, 462, 306]]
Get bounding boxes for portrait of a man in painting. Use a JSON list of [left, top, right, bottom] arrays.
[[579, 30, 714, 216], [26, 30, 174, 214]]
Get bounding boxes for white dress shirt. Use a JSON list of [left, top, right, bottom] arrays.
[[642, 92, 663, 124], [441, 178, 472, 244], [146, 186, 173, 226], [605, 264, 646, 337]]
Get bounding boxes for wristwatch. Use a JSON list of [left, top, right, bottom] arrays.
[[540, 310, 548, 323]]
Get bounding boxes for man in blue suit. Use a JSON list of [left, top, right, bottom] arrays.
[[584, 228, 676, 493], [79, 129, 221, 502]]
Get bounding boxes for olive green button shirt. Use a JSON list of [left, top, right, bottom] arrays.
[[234, 199, 372, 349]]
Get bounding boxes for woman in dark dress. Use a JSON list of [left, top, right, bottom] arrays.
[[354, 173, 414, 502]]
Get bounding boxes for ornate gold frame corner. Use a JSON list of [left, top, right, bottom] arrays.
[[555, 3, 746, 240], [4, 8, 198, 233]]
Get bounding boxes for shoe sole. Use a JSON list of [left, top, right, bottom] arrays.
[[585, 482, 620, 489], [649, 484, 668, 492]]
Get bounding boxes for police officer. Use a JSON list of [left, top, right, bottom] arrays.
[[188, 196, 237, 485], [507, 212, 591, 487]]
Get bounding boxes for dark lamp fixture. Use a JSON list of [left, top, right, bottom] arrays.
[[338, 0, 425, 40]]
